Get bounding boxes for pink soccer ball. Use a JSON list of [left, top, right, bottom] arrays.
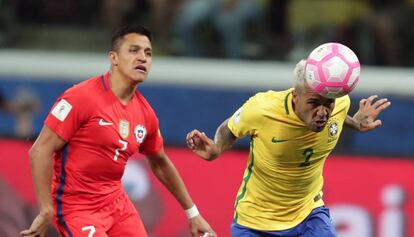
[[305, 43, 360, 98]]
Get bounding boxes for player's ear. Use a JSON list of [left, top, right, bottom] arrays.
[[108, 51, 118, 66], [292, 89, 298, 99], [292, 89, 301, 106]]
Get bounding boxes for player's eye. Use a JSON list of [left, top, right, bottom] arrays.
[[325, 100, 335, 108]]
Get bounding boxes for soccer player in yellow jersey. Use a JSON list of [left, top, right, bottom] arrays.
[[186, 59, 391, 237]]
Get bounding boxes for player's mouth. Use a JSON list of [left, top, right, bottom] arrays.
[[314, 119, 327, 128], [134, 65, 147, 73]]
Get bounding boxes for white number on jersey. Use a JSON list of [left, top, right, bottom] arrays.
[[114, 139, 128, 161], [81, 225, 96, 237]]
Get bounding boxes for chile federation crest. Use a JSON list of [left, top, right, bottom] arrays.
[[134, 125, 147, 144]]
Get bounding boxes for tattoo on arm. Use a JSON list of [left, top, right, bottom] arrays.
[[214, 119, 237, 154], [345, 114, 360, 131], [345, 115, 355, 128]]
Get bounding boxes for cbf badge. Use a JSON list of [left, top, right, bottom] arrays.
[[119, 120, 130, 139], [328, 121, 338, 137], [134, 125, 147, 144], [328, 119, 339, 137], [327, 119, 339, 143]]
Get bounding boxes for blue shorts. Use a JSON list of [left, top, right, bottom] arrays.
[[231, 206, 336, 237]]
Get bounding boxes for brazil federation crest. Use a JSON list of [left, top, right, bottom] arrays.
[[119, 120, 130, 139], [134, 125, 147, 144], [328, 120, 339, 137]]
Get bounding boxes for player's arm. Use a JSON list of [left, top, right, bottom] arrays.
[[186, 118, 237, 161], [21, 126, 66, 237], [345, 95, 391, 132], [146, 149, 216, 237]]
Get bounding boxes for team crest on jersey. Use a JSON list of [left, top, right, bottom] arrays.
[[119, 120, 130, 139], [134, 125, 147, 144], [327, 119, 339, 143], [328, 119, 339, 137]]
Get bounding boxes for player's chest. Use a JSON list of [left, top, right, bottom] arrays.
[[257, 117, 343, 166], [77, 105, 151, 156]]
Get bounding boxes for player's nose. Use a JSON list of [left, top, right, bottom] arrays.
[[316, 106, 328, 117], [136, 50, 147, 62]]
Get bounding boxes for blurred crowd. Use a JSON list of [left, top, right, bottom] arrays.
[[1, 0, 414, 66], [0, 88, 40, 139]]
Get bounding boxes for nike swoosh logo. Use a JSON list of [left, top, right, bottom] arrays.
[[99, 119, 113, 126], [271, 137, 288, 143]]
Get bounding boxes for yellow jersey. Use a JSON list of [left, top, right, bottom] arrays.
[[227, 88, 350, 230]]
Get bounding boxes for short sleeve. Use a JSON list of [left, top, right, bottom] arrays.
[[332, 94, 351, 124], [44, 86, 91, 142], [227, 94, 264, 138], [139, 112, 164, 156], [343, 95, 351, 114]]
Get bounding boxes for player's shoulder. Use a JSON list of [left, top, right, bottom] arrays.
[[248, 89, 291, 108], [65, 75, 103, 96], [337, 94, 350, 103], [134, 90, 157, 116], [59, 75, 103, 108], [335, 94, 351, 108]]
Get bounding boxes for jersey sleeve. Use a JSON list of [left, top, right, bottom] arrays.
[[139, 110, 164, 156], [344, 95, 351, 114], [44, 86, 92, 142], [334, 95, 351, 124], [227, 93, 265, 138]]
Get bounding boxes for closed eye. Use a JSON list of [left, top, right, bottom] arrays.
[[308, 101, 320, 107]]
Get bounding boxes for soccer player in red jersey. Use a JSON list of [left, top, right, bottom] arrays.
[[20, 25, 216, 237]]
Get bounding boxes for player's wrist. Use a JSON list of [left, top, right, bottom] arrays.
[[352, 113, 363, 131], [39, 208, 54, 219], [185, 204, 200, 219], [208, 143, 221, 159], [207, 149, 219, 161]]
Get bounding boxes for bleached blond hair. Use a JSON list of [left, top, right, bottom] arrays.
[[293, 59, 308, 93]]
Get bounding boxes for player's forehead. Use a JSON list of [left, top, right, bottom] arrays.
[[304, 90, 334, 103], [120, 33, 152, 50]]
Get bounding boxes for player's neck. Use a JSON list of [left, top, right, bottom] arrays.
[[108, 72, 137, 105]]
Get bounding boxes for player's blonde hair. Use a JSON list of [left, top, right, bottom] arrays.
[[293, 59, 308, 93]]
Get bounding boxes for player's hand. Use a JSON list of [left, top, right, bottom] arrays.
[[186, 129, 220, 161], [20, 211, 52, 237], [352, 95, 391, 132], [189, 214, 216, 237]]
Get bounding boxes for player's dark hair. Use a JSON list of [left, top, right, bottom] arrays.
[[111, 25, 152, 51]]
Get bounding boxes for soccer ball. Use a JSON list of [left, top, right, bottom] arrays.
[[305, 42, 360, 98]]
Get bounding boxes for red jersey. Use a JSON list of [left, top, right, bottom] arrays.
[[45, 73, 163, 223]]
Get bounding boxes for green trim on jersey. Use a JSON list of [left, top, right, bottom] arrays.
[[284, 92, 291, 115], [234, 138, 255, 221]]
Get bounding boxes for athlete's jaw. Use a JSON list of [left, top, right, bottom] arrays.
[[128, 63, 150, 82]]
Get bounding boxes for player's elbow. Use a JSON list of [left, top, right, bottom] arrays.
[[28, 144, 49, 168], [205, 157, 217, 162], [28, 145, 39, 166], [205, 153, 219, 161]]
